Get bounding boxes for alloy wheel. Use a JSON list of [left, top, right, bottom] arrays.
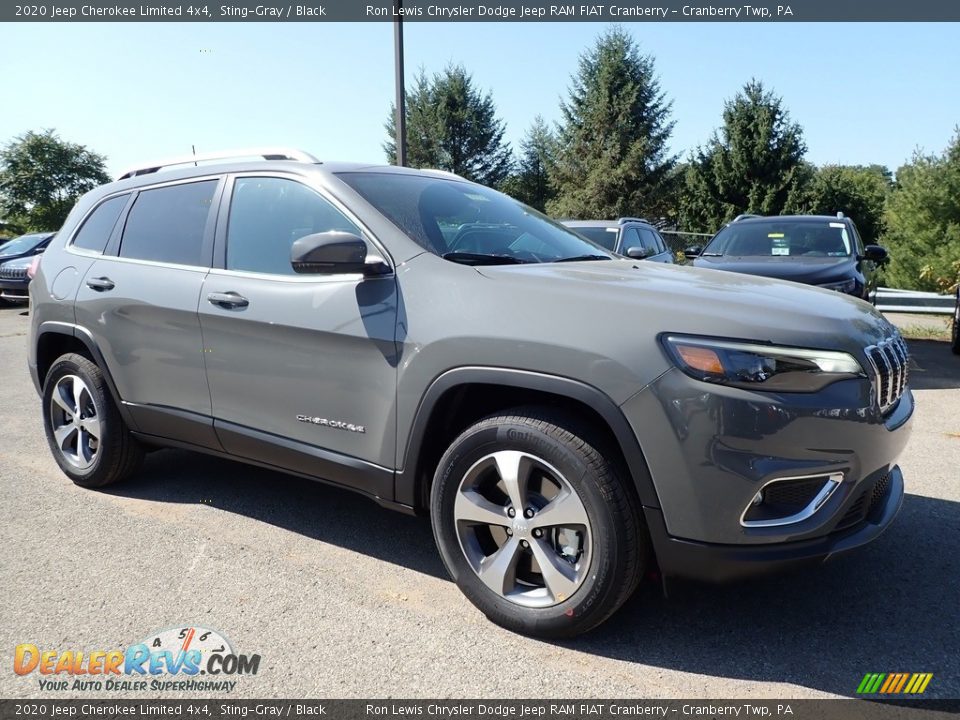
[[453, 450, 592, 608], [49, 374, 101, 470]]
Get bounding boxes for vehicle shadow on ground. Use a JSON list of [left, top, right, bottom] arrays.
[[582, 492, 959, 698], [906, 339, 960, 390], [105, 450, 446, 580]]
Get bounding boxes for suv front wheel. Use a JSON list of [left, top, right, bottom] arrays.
[[42, 353, 144, 488], [430, 409, 646, 638]]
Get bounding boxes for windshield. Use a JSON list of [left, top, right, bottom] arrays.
[[703, 221, 853, 258], [568, 226, 619, 251], [0, 233, 48, 256], [336, 172, 615, 264]]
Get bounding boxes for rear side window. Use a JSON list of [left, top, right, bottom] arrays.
[[226, 177, 360, 275], [72, 195, 128, 253], [119, 180, 217, 266]]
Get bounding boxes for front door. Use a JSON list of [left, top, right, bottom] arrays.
[[197, 174, 399, 498]]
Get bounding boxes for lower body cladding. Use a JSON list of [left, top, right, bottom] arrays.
[[623, 367, 913, 581]]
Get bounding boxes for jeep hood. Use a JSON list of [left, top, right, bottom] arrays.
[[474, 259, 895, 352]]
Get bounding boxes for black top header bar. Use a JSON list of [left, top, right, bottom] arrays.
[[7, 0, 960, 22]]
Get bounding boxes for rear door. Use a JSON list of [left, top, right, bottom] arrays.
[[197, 173, 399, 499], [74, 177, 222, 448]]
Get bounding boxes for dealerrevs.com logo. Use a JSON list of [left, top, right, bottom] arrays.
[[14, 626, 260, 693]]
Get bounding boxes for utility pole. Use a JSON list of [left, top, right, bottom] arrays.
[[393, 0, 407, 167]]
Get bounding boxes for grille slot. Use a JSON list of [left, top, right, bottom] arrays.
[[866, 335, 910, 412], [0, 266, 28, 280], [836, 472, 891, 530]]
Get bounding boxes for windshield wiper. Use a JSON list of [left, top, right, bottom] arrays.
[[554, 254, 612, 263], [442, 252, 529, 266]]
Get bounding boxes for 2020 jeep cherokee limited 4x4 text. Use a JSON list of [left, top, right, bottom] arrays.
[[29, 148, 913, 638]]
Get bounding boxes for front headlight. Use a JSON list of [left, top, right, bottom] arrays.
[[662, 335, 865, 392], [818, 278, 857, 294]]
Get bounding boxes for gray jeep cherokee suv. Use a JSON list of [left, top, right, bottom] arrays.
[[29, 149, 912, 638]]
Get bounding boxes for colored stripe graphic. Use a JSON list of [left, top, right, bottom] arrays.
[[857, 672, 933, 694]]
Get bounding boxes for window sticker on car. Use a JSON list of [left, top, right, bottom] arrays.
[[771, 236, 790, 255], [829, 222, 845, 228]]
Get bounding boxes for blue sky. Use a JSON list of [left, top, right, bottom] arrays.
[[2, 22, 958, 178]]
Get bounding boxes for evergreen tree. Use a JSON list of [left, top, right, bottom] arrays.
[[881, 131, 960, 292], [681, 80, 807, 233], [501, 116, 556, 211], [385, 65, 513, 188], [548, 27, 676, 220], [797, 164, 893, 244]]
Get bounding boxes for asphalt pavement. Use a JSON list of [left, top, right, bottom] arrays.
[[0, 304, 957, 699]]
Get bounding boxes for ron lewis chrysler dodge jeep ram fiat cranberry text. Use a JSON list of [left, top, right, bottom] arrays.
[[28, 148, 912, 637]]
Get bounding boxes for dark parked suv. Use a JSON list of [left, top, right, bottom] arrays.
[[29, 149, 912, 637], [685, 214, 887, 300]]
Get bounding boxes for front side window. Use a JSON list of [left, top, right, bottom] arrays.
[[73, 195, 128, 253], [337, 172, 615, 265], [120, 180, 217, 266], [703, 221, 853, 258], [226, 177, 361, 275]]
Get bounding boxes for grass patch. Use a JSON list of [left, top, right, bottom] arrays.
[[898, 324, 951, 341]]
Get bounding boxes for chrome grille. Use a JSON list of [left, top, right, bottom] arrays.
[[866, 334, 909, 412], [0, 266, 28, 280]]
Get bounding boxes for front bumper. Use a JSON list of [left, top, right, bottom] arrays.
[[0, 277, 30, 301], [646, 465, 904, 582]]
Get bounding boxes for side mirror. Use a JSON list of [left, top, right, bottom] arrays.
[[290, 231, 389, 276], [860, 244, 888, 264], [625, 246, 652, 260], [684, 246, 703, 260]]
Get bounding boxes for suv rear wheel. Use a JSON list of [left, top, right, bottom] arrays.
[[430, 409, 646, 638], [42, 353, 144, 488]]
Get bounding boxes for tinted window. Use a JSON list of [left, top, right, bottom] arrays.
[[622, 227, 643, 252], [637, 227, 660, 252], [120, 180, 217, 266], [73, 195, 128, 253], [0, 233, 50, 256], [226, 177, 361, 275], [338, 172, 615, 264]]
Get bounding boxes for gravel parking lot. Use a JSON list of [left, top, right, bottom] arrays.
[[1, 303, 957, 699]]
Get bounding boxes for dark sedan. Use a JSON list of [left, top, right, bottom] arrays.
[[685, 215, 887, 300]]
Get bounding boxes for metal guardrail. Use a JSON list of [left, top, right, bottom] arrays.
[[872, 287, 957, 315]]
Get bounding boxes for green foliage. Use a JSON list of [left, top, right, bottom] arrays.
[[500, 116, 556, 211], [0, 129, 109, 232], [547, 26, 676, 220], [793, 164, 893, 245], [681, 80, 807, 233], [880, 131, 960, 293], [385, 65, 513, 188]]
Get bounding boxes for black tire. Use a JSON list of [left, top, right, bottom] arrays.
[[951, 291, 960, 355], [42, 353, 144, 488], [430, 408, 647, 638]]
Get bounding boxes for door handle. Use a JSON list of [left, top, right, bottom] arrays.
[[207, 291, 249, 309], [85, 277, 115, 292]]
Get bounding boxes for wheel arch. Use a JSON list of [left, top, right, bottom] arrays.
[[396, 367, 661, 513], [35, 322, 137, 429]]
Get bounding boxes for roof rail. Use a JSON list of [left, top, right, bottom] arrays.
[[117, 147, 321, 180], [732, 213, 761, 222], [618, 217, 650, 225]]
